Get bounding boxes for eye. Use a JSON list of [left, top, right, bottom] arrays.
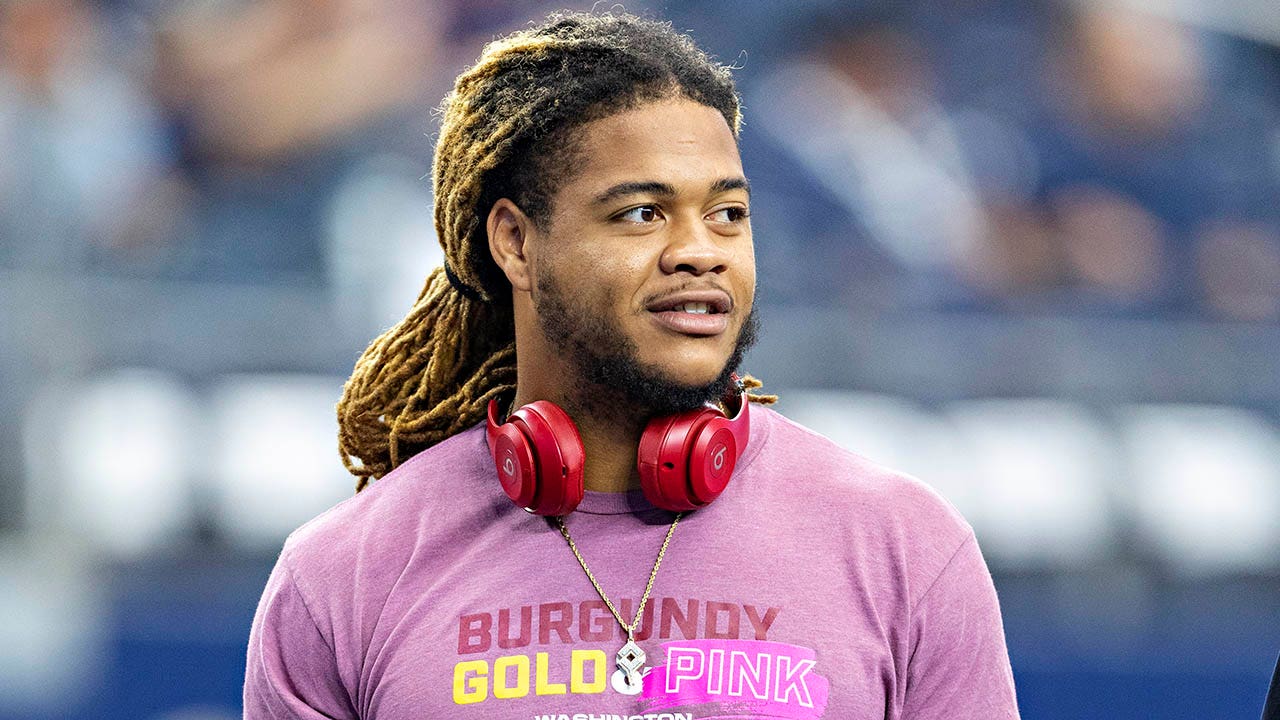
[[707, 206, 750, 223], [617, 205, 662, 223]]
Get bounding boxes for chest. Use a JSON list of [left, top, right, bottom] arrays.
[[347, 523, 911, 719]]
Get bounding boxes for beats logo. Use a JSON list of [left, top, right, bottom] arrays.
[[503, 455, 515, 477], [712, 444, 727, 472]]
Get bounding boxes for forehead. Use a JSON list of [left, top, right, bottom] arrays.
[[558, 97, 744, 199]]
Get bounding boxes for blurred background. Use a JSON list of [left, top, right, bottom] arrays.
[[1, 0, 1278, 717]]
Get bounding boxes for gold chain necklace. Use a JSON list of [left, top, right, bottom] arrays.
[[555, 512, 683, 695]]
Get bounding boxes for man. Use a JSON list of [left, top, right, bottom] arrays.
[[244, 11, 1020, 719]]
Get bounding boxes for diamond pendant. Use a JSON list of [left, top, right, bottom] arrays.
[[610, 639, 646, 695]]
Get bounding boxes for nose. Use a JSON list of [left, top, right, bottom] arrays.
[[659, 216, 729, 276]]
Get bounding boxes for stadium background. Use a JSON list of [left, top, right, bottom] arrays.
[[1, 0, 1278, 717]]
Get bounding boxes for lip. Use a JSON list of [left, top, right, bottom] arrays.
[[644, 288, 734, 337], [649, 309, 730, 336], [645, 289, 734, 314]]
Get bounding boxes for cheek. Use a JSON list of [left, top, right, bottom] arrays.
[[577, 249, 659, 310], [545, 253, 641, 321], [736, 242, 757, 298]]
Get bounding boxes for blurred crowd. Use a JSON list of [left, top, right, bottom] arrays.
[[2, 0, 1277, 317], [746, 2, 1280, 318], [0, 0, 444, 285]]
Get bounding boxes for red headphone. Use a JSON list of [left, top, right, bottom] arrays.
[[485, 380, 750, 515]]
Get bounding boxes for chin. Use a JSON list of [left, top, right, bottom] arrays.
[[636, 313, 756, 391], [640, 345, 731, 383]]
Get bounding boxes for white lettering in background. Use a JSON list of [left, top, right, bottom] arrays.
[[531, 714, 692, 720]]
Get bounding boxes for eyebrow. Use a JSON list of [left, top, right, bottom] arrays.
[[591, 176, 751, 206], [710, 177, 751, 196]]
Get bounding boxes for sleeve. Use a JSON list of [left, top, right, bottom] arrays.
[[901, 533, 1020, 719], [243, 553, 357, 720]]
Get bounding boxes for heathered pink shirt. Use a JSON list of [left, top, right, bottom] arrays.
[[244, 407, 1020, 719]]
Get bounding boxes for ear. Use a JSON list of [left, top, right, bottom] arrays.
[[487, 198, 536, 293]]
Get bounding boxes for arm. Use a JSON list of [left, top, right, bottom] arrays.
[[244, 553, 357, 719], [902, 533, 1020, 719]]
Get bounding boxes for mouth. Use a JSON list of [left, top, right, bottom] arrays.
[[645, 290, 733, 337]]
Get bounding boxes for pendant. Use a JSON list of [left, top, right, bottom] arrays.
[[610, 639, 646, 695]]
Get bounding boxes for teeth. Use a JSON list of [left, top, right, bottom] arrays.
[[680, 302, 710, 314]]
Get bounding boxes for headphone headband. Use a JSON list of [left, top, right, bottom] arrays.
[[486, 378, 751, 515]]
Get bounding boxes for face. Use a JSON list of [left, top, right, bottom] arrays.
[[526, 97, 757, 416]]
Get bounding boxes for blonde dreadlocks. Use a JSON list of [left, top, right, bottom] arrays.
[[337, 11, 773, 492]]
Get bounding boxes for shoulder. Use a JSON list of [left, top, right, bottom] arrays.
[[743, 407, 975, 583], [277, 424, 491, 582], [752, 406, 969, 532]]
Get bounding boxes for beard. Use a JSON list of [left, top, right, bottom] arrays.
[[532, 270, 760, 423]]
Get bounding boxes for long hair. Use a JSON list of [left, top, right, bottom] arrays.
[[337, 11, 766, 491]]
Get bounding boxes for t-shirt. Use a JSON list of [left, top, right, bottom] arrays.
[[243, 406, 1020, 719]]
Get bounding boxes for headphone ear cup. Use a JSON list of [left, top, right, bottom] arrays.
[[638, 408, 733, 511], [637, 413, 682, 510], [490, 421, 538, 508], [687, 416, 739, 503], [512, 401, 585, 516], [489, 399, 537, 508]]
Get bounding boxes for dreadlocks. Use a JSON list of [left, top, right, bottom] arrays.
[[337, 11, 773, 492]]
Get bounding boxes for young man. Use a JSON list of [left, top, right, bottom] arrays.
[[244, 12, 1020, 719]]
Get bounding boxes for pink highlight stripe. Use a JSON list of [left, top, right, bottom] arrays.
[[641, 639, 830, 719]]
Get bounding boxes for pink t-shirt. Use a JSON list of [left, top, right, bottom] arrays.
[[244, 407, 1019, 719]]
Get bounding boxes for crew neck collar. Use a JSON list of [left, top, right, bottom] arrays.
[[572, 489, 658, 515]]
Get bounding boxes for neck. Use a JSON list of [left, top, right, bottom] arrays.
[[509, 299, 651, 494], [510, 380, 647, 494]]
